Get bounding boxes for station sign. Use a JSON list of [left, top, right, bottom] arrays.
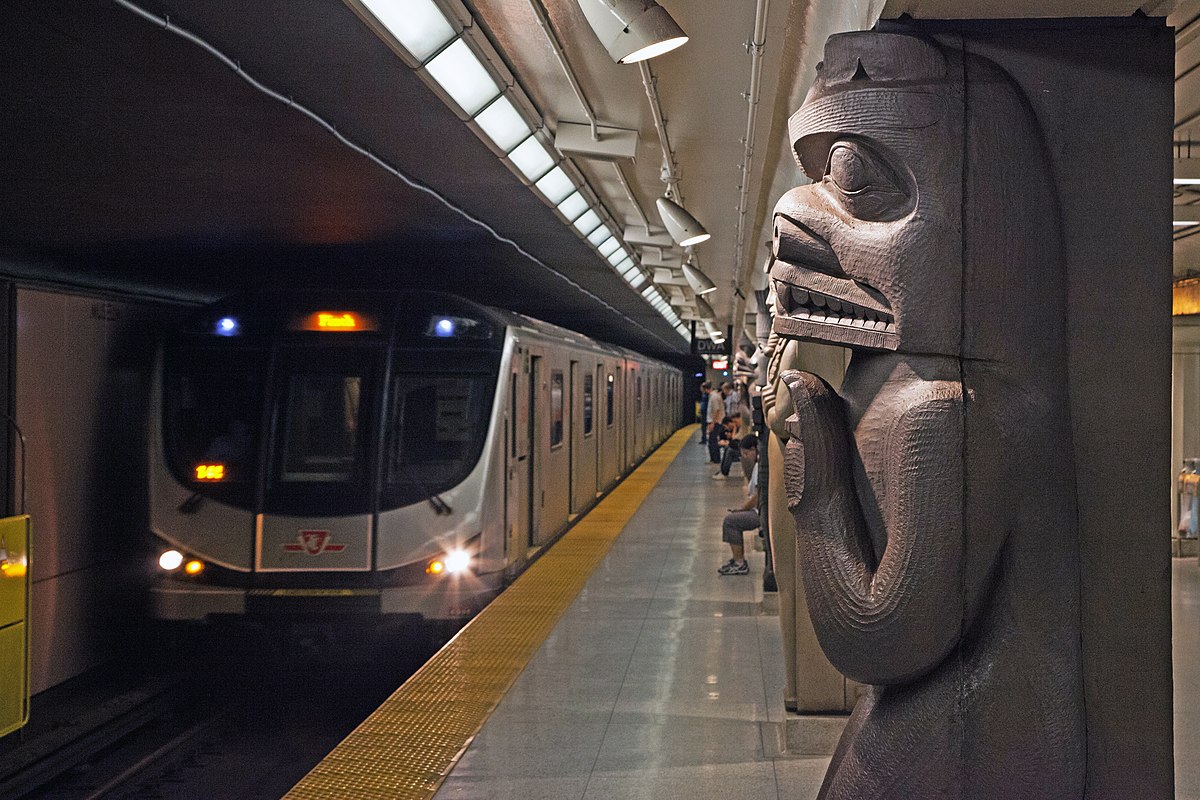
[[694, 338, 728, 356]]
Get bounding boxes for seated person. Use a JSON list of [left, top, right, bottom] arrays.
[[717, 434, 760, 576], [713, 421, 742, 479]]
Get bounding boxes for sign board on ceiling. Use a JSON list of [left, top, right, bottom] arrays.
[[694, 338, 727, 355]]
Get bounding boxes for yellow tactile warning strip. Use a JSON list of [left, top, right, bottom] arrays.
[[284, 425, 697, 800]]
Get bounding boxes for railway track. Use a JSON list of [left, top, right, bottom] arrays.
[[1, 626, 445, 799]]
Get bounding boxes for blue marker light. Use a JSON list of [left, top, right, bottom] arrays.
[[434, 318, 456, 337], [215, 317, 239, 336]]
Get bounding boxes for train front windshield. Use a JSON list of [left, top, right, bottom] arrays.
[[164, 344, 499, 512], [165, 347, 267, 506], [383, 367, 495, 508]]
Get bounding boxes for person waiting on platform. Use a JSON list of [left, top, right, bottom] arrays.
[[707, 383, 729, 464], [698, 381, 712, 446], [712, 416, 742, 480], [717, 434, 760, 576]]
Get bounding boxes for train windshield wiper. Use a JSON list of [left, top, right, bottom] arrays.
[[391, 462, 453, 516]]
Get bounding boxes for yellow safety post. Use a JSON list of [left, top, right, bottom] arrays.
[[0, 515, 30, 737]]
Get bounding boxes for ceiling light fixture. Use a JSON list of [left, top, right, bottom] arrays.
[[357, 0, 456, 63], [656, 196, 710, 247], [681, 259, 717, 296], [696, 296, 716, 321], [576, 0, 688, 64]]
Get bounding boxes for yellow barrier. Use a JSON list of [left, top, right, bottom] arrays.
[[0, 515, 30, 737]]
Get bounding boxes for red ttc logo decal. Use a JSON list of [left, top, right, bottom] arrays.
[[282, 530, 346, 555]]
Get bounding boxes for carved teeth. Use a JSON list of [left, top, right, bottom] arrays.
[[775, 281, 896, 335]]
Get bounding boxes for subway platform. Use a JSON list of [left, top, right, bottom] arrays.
[[286, 425, 1200, 800]]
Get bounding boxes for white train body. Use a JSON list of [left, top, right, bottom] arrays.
[[148, 291, 682, 624]]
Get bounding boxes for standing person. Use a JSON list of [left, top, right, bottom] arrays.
[[698, 381, 711, 445], [718, 434, 760, 575], [722, 381, 738, 422], [707, 384, 729, 464]]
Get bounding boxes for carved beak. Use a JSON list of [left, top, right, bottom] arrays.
[[770, 215, 899, 351]]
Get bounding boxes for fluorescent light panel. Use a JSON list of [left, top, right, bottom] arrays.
[[509, 135, 556, 181], [557, 191, 588, 221], [598, 237, 621, 257], [425, 38, 500, 115], [588, 225, 612, 246], [535, 167, 575, 204], [360, 0, 456, 62], [474, 95, 531, 152], [573, 209, 601, 235], [606, 248, 628, 266]]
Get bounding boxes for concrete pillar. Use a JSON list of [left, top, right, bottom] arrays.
[[921, 20, 1174, 797], [878, 17, 1175, 798], [764, 337, 859, 713]]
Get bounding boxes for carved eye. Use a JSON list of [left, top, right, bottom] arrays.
[[827, 144, 875, 194], [822, 140, 912, 222]]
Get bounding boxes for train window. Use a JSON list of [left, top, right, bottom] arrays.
[[164, 346, 265, 500], [550, 370, 564, 447], [606, 374, 614, 427], [279, 374, 365, 483], [384, 371, 496, 505], [583, 373, 594, 436]]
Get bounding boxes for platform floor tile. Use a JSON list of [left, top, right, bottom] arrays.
[[435, 437, 817, 800]]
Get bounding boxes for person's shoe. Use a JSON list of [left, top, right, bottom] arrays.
[[711, 472, 728, 480], [717, 560, 749, 575]]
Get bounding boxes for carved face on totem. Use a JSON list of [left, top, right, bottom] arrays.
[[770, 33, 963, 356]]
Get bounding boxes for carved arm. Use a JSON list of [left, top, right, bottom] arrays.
[[781, 369, 969, 686]]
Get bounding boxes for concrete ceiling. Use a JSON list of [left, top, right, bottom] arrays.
[[0, 0, 1190, 355]]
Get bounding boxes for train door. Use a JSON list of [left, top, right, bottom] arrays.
[[594, 363, 603, 497], [615, 365, 626, 470], [529, 354, 542, 547], [627, 366, 638, 461], [257, 345, 379, 574], [568, 360, 577, 514], [506, 346, 531, 564]]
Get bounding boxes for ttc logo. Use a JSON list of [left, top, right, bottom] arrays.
[[282, 530, 346, 555]]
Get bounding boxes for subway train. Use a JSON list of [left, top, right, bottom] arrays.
[[147, 291, 683, 629]]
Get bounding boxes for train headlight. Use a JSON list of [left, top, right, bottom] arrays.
[[159, 550, 184, 571], [215, 317, 239, 336], [426, 548, 472, 576], [444, 549, 471, 574], [184, 559, 205, 575]]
